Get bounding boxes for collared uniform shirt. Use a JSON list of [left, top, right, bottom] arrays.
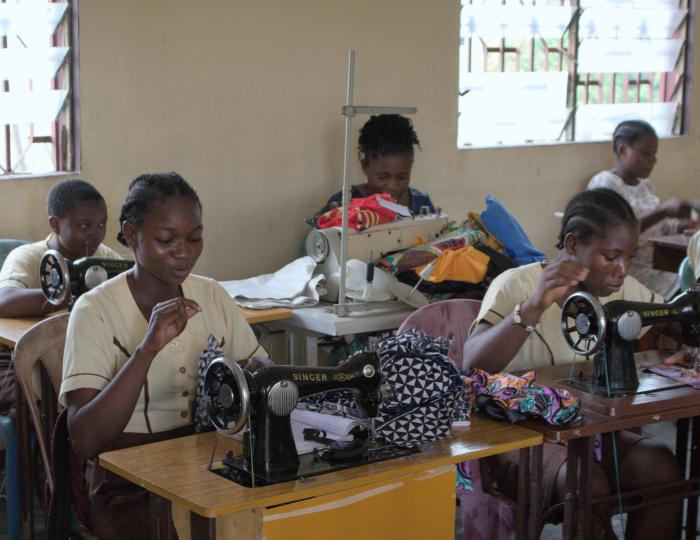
[[470, 262, 663, 372], [59, 272, 265, 433], [0, 236, 122, 289]]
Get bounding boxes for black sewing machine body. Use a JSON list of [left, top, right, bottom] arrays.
[[204, 352, 417, 487], [39, 249, 134, 306], [561, 290, 700, 396]]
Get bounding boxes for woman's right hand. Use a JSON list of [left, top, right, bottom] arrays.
[[140, 297, 202, 355], [661, 198, 692, 219], [525, 261, 589, 317]]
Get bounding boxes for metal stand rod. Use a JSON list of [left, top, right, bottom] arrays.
[[332, 49, 417, 317]]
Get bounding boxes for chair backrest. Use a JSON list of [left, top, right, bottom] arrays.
[[678, 256, 695, 292], [0, 239, 28, 267], [397, 299, 482, 369], [13, 313, 69, 494]]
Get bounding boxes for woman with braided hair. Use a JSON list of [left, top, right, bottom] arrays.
[[320, 114, 436, 216], [462, 188, 684, 539], [60, 172, 266, 539]]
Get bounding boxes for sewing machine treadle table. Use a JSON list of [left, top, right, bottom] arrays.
[[99, 415, 541, 540], [520, 351, 700, 540]]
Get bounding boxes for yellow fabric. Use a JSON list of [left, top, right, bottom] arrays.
[[470, 262, 663, 372], [417, 245, 489, 284], [59, 272, 266, 433], [0, 235, 122, 289]]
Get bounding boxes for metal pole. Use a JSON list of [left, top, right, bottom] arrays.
[[337, 49, 355, 317]]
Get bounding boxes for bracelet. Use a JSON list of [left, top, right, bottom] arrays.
[[513, 302, 538, 333]]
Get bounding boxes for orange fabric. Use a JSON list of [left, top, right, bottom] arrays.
[[316, 193, 398, 231], [416, 246, 490, 284]]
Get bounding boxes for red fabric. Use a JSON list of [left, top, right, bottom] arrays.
[[316, 193, 398, 231]]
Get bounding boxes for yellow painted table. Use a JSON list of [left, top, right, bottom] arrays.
[[100, 415, 542, 540], [0, 307, 290, 348]]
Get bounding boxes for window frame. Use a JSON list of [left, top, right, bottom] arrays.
[[0, 0, 80, 179], [458, 0, 695, 149]]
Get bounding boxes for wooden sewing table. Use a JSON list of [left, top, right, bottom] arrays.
[[99, 415, 542, 540], [0, 307, 291, 348], [520, 351, 700, 540], [650, 233, 690, 273]]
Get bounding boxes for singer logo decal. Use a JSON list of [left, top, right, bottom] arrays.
[[292, 373, 328, 382], [332, 373, 353, 382], [642, 309, 669, 318]]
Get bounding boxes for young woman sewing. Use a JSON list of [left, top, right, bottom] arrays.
[[319, 114, 435, 216], [59, 172, 266, 539], [463, 188, 683, 539]]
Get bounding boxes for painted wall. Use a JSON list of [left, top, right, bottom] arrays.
[[2, 0, 699, 279]]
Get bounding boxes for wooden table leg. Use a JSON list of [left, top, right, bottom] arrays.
[[685, 416, 699, 540], [576, 437, 592, 540], [563, 437, 592, 540], [516, 447, 530, 540], [526, 444, 543, 540]]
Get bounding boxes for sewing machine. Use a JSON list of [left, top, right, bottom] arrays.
[[305, 213, 449, 302], [561, 290, 700, 395], [204, 351, 416, 486], [39, 249, 134, 306]]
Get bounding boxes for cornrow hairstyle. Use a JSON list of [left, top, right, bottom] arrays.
[[358, 114, 420, 162], [612, 119, 657, 154], [556, 188, 637, 250], [117, 172, 202, 246], [46, 179, 105, 218]]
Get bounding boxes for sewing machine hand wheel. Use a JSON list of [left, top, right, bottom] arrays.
[[204, 357, 251, 435], [561, 291, 607, 356], [39, 249, 71, 306]]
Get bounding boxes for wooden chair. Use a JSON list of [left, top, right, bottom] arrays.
[[14, 312, 178, 539], [13, 312, 69, 539]]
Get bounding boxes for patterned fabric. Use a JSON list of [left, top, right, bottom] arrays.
[[465, 368, 581, 426], [325, 185, 436, 216], [192, 335, 225, 432], [316, 193, 398, 232], [298, 329, 471, 447]]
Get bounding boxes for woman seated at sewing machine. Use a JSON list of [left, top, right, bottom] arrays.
[[315, 114, 435, 218], [59, 172, 267, 540], [462, 188, 684, 539]]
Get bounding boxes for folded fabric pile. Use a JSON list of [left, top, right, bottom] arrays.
[[315, 193, 398, 232], [298, 329, 471, 448], [220, 256, 325, 309], [465, 367, 581, 426]]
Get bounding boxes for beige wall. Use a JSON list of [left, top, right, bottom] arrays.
[[3, 1, 700, 279]]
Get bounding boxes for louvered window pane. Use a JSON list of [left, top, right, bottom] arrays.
[[0, 1, 75, 176], [458, 0, 691, 147]]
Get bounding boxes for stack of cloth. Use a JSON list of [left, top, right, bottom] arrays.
[[220, 256, 325, 309], [377, 194, 546, 302]]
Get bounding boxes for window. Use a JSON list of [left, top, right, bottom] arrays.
[[0, 0, 78, 177], [458, 0, 693, 148]]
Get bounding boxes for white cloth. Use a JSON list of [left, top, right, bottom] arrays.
[[220, 256, 325, 309], [588, 171, 678, 299]]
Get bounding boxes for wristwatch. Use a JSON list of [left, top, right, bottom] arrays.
[[513, 302, 537, 333]]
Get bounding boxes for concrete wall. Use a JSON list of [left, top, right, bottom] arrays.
[[2, 0, 699, 278]]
